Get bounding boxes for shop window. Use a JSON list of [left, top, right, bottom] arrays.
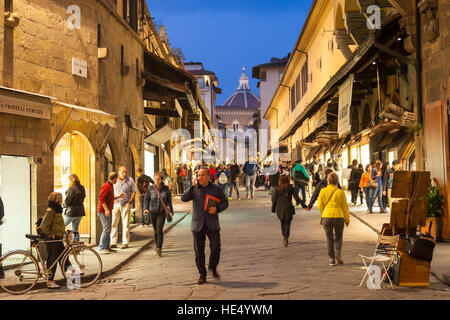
[[361, 144, 370, 167]]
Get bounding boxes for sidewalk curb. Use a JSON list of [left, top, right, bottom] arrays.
[[349, 211, 450, 287], [1, 210, 191, 294]]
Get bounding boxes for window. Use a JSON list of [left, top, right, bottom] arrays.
[[97, 24, 102, 47], [123, 0, 138, 32], [198, 77, 205, 89], [295, 75, 301, 104], [290, 85, 296, 111], [232, 122, 239, 132], [301, 60, 308, 95], [260, 71, 267, 81], [121, 45, 124, 67]]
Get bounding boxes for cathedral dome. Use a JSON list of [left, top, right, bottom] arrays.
[[222, 67, 260, 109]]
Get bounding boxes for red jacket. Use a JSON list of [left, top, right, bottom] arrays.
[[98, 181, 114, 213]]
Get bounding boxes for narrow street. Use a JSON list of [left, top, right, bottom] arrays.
[[2, 189, 449, 300]]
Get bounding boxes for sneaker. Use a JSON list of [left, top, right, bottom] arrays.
[[246, 195, 250, 200], [228, 197, 232, 201], [108, 248, 117, 253], [156, 248, 162, 257], [380, 208, 387, 213], [329, 258, 337, 266], [121, 244, 129, 249], [99, 249, 110, 254], [110, 244, 117, 248], [212, 270, 220, 279], [283, 238, 288, 247], [47, 282, 61, 289]]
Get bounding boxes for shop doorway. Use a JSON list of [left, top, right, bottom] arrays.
[[54, 132, 95, 240], [0, 155, 31, 253]]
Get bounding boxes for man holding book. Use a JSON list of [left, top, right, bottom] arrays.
[[181, 167, 229, 285]]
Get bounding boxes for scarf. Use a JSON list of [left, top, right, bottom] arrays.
[[48, 201, 63, 214]]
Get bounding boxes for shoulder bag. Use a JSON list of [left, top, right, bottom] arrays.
[[320, 188, 338, 225], [367, 171, 378, 188], [153, 186, 173, 222]]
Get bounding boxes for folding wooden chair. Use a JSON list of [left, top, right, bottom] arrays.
[[359, 235, 400, 289]]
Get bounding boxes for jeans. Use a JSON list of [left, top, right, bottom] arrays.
[[246, 174, 256, 198], [193, 227, 221, 277], [294, 183, 307, 207], [111, 205, 131, 246], [229, 180, 240, 199], [98, 212, 112, 251], [322, 218, 345, 259], [63, 216, 82, 241], [218, 183, 228, 199], [365, 187, 376, 211], [150, 212, 166, 249], [177, 182, 184, 195], [280, 219, 292, 239], [372, 186, 384, 209], [350, 189, 359, 204]]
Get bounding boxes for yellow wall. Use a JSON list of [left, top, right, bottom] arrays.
[[267, 0, 357, 141]]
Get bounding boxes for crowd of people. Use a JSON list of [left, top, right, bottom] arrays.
[[0, 153, 403, 288]]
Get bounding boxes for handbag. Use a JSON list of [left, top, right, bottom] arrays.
[[153, 186, 173, 222], [320, 188, 338, 225], [367, 171, 378, 188]]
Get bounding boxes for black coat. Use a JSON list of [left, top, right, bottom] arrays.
[[271, 185, 301, 221], [181, 182, 229, 232], [63, 183, 86, 217], [348, 167, 363, 190], [269, 170, 280, 187], [229, 164, 241, 181]]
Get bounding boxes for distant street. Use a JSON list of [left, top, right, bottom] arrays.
[[1, 189, 449, 300]]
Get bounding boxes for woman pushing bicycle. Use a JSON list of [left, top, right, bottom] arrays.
[[40, 192, 72, 289]]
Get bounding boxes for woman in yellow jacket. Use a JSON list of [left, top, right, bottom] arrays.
[[318, 172, 350, 266]]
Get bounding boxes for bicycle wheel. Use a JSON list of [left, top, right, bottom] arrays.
[[61, 245, 102, 288], [0, 251, 39, 295]]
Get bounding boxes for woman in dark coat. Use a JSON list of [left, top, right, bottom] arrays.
[[271, 175, 301, 247], [143, 171, 174, 257], [348, 160, 363, 205], [63, 174, 86, 241]]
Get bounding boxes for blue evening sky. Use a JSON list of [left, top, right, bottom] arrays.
[[146, 0, 313, 105]]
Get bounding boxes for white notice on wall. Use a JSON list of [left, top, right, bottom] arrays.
[[72, 58, 87, 78]]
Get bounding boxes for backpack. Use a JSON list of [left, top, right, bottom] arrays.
[[218, 171, 228, 185]]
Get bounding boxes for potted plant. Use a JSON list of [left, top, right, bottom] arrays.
[[423, 178, 446, 240]]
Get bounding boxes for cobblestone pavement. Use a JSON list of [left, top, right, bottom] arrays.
[[1, 188, 450, 300]]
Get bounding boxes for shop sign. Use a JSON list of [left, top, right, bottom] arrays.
[[0, 94, 51, 119], [338, 74, 354, 137]]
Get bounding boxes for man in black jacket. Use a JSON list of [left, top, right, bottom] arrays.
[[181, 167, 229, 285], [0, 196, 4, 278], [305, 169, 338, 211]]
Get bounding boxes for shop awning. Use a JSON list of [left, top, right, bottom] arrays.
[[52, 101, 117, 128], [145, 123, 176, 146]]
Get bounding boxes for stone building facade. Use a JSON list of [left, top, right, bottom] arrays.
[[0, 0, 207, 251]]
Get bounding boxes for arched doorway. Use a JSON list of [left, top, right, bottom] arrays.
[[129, 145, 139, 182], [54, 132, 95, 240], [103, 143, 114, 182]]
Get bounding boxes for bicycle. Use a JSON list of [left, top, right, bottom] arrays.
[[0, 230, 103, 295]]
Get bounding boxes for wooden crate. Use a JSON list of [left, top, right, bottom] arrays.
[[396, 239, 431, 287]]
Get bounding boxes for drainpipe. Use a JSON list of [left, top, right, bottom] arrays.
[[415, 0, 423, 125]]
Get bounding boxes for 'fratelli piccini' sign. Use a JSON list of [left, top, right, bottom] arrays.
[[0, 94, 51, 120]]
